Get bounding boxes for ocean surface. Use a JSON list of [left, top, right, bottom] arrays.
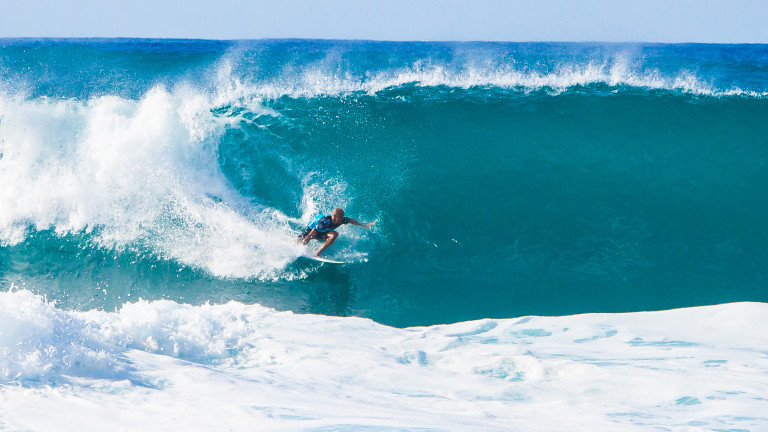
[[1, 39, 767, 431]]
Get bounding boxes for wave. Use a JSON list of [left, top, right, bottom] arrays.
[[1, 288, 767, 430], [0, 87, 322, 280], [2, 40, 767, 326]]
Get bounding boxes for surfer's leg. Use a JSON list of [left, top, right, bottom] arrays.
[[315, 231, 338, 256]]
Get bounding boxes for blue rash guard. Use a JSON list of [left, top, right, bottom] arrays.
[[300, 215, 350, 240]]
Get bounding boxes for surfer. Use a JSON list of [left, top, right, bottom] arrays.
[[299, 208, 376, 256]]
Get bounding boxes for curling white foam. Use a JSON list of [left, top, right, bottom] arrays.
[[215, 54, 768, 99], [0, 289, 766, 431], [362, 62, 766, 97], [0, 87, 323, 279]]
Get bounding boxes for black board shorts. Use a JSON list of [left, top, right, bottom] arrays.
[[299, 228, 331, 242]]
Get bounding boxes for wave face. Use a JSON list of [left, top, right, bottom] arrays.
[[1, 40, 767, 327]]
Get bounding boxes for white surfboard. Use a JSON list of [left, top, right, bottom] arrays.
[[301, 254, 345, 264]]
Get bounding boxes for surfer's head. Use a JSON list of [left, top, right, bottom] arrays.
[[331, 207, 345, 224]]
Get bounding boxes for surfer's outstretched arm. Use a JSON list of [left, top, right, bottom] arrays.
[[348, 218, 376, 229]]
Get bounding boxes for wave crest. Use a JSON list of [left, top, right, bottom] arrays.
[[0, 87, 308, 279], [215, 51, 768, 99]]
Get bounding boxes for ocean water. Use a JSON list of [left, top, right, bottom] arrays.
[[1, 39, 767, 430]]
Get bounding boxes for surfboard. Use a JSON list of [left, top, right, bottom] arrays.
[[300, 254, 345, 264]]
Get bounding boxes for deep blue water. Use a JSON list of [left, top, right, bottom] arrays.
[[0, 39, 766, 326]]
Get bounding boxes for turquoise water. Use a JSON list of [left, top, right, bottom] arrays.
[[1, 39, 766, 327]]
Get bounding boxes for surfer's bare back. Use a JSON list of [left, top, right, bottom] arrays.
[[299, 207, 376, 256]]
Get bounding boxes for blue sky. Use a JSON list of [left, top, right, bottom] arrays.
[[2, 0, 767, 43]]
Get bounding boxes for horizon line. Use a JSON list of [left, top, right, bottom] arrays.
[[1, 36, 767, 46]]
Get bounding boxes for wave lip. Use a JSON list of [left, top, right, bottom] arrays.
[[216, 52, 768, 99], [0, 85, 308, 280], [236, 63, 768, 100], [2, 289, 767, 431]]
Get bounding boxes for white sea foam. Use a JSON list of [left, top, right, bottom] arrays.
[[214, 53, 768, 99], [0, 88, 314, 279], [0, 289, 766, 431], [363, 62, 764, 97]]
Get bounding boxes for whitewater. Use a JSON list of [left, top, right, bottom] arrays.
[[2, 290, 767, 431], [1, 39, 767, 430]]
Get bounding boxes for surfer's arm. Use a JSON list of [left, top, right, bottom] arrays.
[[302, 228, 318, 244], [348, 218, 376, 229]]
